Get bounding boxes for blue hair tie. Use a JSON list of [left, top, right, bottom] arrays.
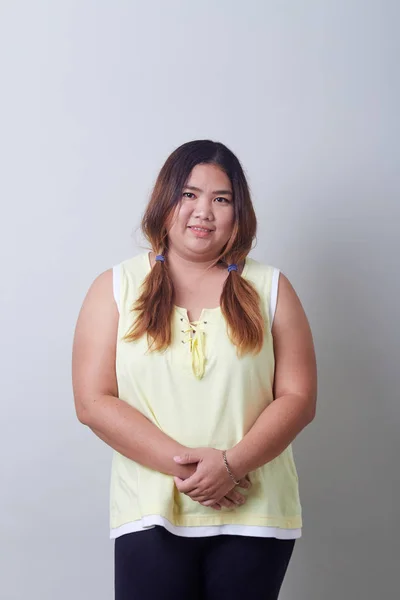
[[155, 254, 165, 262], [227, 263, 238, 273]]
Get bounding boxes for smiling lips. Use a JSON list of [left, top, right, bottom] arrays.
[[188, 226, 214, 238], [189, 226, 213, 232]]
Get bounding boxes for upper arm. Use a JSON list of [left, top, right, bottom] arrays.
[[271, 272, 317, 418], [72, 268, 119, 422]]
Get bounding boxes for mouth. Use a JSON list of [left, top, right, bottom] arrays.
[[187, 225, 214, 239], [188, 226, 214, 233]]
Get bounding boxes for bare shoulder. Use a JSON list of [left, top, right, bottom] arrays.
[[73, 268, 117, 338], [72, 268, 119, 420], [272, 272, 310, 333], [272, 272, 317, 414], [83, 267, 114, 303]]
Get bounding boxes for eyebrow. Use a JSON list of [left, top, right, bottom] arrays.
[[184, 185, 233, 196]]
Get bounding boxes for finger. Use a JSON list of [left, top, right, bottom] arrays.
[[173, 453, 200, 465], [218, 497, 236, 510], [200, 501, 221, 510], [187, 488, 215, 502], [174, 475, 201, 494], [237, 477, 251, 490], [187, 490, 206, 501], [174, 478, 200, 497], [173, 476, 186, 492], [200, 497, 219, 507], [226, 491, 246, 506]]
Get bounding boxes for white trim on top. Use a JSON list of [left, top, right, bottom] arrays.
[[270, 268, 280, 329], [110, 516, 301, 540], [112, 264, 121, 313]]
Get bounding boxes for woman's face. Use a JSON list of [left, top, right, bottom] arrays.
[[167, 163, 235, 261]]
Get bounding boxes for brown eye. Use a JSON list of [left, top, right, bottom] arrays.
[[183, 192, 195, 199]]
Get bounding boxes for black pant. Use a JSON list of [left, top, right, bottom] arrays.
[[115, 526, 296, 600]]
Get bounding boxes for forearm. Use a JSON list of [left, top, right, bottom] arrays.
[[79, 395, 193, 478], [227, 393, 315, 479]]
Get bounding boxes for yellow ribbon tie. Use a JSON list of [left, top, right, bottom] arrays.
[[183, 322, 206, 380]]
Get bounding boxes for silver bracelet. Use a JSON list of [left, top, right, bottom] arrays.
[[222, 450, 240, 485]]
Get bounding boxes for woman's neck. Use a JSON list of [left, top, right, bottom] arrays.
[[161, 249, 223, 275]]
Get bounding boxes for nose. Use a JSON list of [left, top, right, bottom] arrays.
[[193, 196, 215, 221]]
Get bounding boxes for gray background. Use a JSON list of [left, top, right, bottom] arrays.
[[1, 1, 399, 598]]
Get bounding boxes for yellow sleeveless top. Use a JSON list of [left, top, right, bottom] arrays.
[[110, 253, 302, 537]]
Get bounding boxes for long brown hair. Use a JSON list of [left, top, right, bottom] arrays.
[[123, 140, 265, 355]]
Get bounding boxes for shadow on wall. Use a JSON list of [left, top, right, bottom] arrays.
[[282, 216, 397, 599]]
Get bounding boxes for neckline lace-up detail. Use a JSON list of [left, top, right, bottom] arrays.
[[182, 321, 207, 379], [143, 252, 251, 380]]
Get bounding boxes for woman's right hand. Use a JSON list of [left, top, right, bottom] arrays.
[[174, 459, 252, 510], [206, 476, 252, 510]]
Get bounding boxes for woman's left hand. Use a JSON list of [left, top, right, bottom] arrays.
[[173, 447, 245, 506]]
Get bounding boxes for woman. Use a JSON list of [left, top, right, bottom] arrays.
[[72, 140, 317, 599]]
